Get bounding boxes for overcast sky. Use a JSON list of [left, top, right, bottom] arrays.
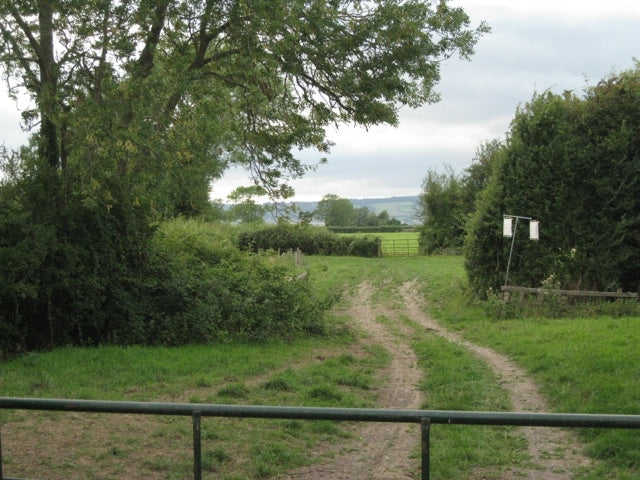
[[2, 1, 639, 202]]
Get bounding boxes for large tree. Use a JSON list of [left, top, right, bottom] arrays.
[[417, 166, 466, 254], [1, 0, 489, 211], [0, 0, 488, 351], [314, 193, 355, 226], [417, 141, 499, 254]]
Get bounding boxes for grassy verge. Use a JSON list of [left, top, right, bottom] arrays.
[[403, 255, 640, 479], [307, 256, 528, 478], [0, 335, 388, 479], [2, 254, 639, 479], [407, 316, 526, 478]]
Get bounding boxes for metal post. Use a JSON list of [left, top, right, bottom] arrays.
[[1, 425, 4, 480], [192, 411, 202, 480], [504, 216, 519, 287], [421, 418, 430, 480]]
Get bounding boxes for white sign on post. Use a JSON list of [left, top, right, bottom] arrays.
[[503, 214, 540, 286], [503, 217, 513, 237], [529, 220, 539, 241]]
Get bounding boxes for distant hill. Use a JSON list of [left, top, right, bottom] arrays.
[[291, 195, 420, 225]]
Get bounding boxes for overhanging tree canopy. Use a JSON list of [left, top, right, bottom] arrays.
[[0, 0, 489, 353], [1, 0, 489, 212]]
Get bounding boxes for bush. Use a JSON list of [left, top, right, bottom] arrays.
[[347, 236, 380, 257], [0, 164, 155, 357], [128, 219, 330, 345], [466, 69, 640, 296], [0, 190, 331, 355], [237, 225, 379, 257], [326, 225, 408, 233]]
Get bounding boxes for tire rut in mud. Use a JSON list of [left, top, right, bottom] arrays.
[[286, 281, 593, 480]]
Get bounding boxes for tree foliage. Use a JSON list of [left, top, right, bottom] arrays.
[[314, 193, 403, 227], [0, 0, 488, 204], [314, 194, 356, 226], [417, 142, 498, 254], [226, 185, 270, 224], [465, 64, 640, 296], [417, 167, 465, 254], [0, 0, 488, 352]]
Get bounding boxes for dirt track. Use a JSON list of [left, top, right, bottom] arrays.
[[2, 280, 594, 479], [286, 281, 592, 480]]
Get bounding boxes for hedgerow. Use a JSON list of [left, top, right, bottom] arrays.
[[237, 224, 380, 257], [0, 207, 330, 356]]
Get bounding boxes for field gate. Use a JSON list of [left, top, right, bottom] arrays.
[[378, 238, 420, 257], [2, 397, 640, 480]]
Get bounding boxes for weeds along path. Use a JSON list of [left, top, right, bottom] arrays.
[[285, 282, 423, 479], [400, 281, 593, 480]]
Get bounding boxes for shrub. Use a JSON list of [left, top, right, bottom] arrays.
[[0, 168, 154, 357], [347, 236, 380, 257], [128, 219, 330, 345], [465, 67, 640, 297], [0, 209, 331, 355], [237, 225, 379, 257]]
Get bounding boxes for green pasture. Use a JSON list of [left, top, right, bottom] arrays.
[[1, 255, 639, 479]]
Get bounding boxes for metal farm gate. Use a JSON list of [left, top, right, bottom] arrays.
[[379, 238, 420, 257], [2, 397, 640, 480]]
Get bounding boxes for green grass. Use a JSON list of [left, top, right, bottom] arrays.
[[373, 231, 419, 241], [307, 255, 640, 478], [456, 316, 640, 478], [2, 254, 639, 479], [0, 334, 387, 479], [0, 340, 346, 400], [409, 317, 527, 477], [401, 255, 640, 479]]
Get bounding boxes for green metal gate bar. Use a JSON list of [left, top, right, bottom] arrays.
[[2, 397, 640, 480]]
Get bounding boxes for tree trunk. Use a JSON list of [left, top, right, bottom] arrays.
[[38, 0, 60, 169]]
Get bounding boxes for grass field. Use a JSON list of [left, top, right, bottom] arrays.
[[1, 255, 639, 479]]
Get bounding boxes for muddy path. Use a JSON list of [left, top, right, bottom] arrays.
[[286, 281, 593, 480]]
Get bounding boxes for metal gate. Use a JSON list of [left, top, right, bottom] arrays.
[[379, 239, 420, 257], [2, 397, 639, 480]]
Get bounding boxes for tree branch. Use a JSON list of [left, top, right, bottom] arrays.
[[0, 20, 39, 89], [7, 4, 42, 59], [135, 0, 170, 80]]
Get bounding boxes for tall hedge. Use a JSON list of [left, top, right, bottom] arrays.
[[0, 193, 330, 356], [465, 66, 640, 296], [237, 224, 380, 257], [132, 220, 328, 345], [0, 163, 154, 356]]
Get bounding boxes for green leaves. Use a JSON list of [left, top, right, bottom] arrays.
[[2, 0, 488, 201], [465, 65, 640, 296], [0, 0, 489, 353]]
